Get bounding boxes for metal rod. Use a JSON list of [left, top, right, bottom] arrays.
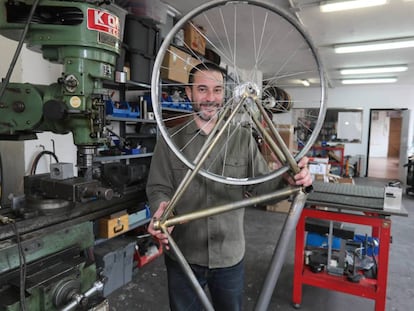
[[159, 96, 247, 223], [163, 186, 300, 228], [247, 104, 287, 164], [254, 190, 308, 311], [159, 101, 233, 222], [254, 98, 300, 174], [161, 226, 214, 311], [60, 280, 105, 311], [327, 220, 333, 273]]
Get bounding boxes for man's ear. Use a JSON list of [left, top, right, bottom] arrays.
[[185, 86, 192, 101]]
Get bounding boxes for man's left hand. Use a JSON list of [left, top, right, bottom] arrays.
[[292, 156, 313, 187]]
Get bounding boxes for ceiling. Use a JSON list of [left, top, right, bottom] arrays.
[[162, 0, 414, 88]]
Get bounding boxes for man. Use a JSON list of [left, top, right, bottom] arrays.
[[146, 62, 312, 311]]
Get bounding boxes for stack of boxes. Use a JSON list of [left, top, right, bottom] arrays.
[[308, 157, 330, 183], [161, 45, 201, 84], [161, 22, 207, 84]]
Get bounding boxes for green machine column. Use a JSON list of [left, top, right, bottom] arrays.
[[0, 0, 124, 146]]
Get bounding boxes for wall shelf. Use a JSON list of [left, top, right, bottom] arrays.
[[94, 152, 154, 162], [106, 115, 156, 124]]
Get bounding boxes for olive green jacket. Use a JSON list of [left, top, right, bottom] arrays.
[[146, 121, 284, 268]]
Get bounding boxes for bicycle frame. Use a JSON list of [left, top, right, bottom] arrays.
[[152, 86, 310, 311]]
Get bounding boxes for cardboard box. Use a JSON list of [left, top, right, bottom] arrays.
[[266, 199, 291, 213], [308, 157, 330, 182], [184, 22, 206, 55], [337, 177, 354, 184], [98, 211, 129, 238], [161, 46, 200, 84], [262, 124, 295, 163], [314, 173, 329, 183], [308, 157, 329, 175]]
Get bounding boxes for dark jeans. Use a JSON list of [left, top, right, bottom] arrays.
[[165, 255, 244, 311]]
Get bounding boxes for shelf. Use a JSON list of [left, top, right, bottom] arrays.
[[106, 115, 156, 124], [124, 133, 156, 138], [95, 217, 150, 246], [103, 79, 151, 91], [301, 266, 377, 299], [94, 152, 154, 162], [162, 107, 193, 114]]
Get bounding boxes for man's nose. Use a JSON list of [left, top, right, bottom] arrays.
[[205, 90, 215, 102]]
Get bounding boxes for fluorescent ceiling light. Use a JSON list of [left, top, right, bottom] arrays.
[[340, 65, 408, 75], [301, 79, 310, 87], [335, 38, 414, 53], [320, 0, 387, 12], [341, 77, 397, 84]]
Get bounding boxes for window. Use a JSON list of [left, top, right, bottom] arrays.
[[294, 108, 363, 144]]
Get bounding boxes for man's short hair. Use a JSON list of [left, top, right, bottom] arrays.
[[188, 62, 225, 85]]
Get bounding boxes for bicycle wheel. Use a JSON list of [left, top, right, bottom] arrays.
[[151, 0, 327, 185]]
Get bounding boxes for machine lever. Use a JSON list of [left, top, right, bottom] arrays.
[[59, 279, 105, 311], [0, 214, 14, 224]]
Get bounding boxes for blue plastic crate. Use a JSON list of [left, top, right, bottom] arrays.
[[353, 234, 379, 256], [128, 205, 151, 227], [106, 100, 140, 118], [306, 232, 341, 250]]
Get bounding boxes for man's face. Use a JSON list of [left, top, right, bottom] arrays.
[[186, 69, 224, 122]]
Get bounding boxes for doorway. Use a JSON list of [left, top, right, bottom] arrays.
[[366, 109, 405, 180]]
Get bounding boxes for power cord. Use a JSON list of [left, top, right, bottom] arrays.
[[30, 150, 59, 175]]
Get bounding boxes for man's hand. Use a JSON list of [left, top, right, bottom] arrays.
[[293, 156, 313, 187], [148, 201, 174, 250], [283, 156, 313, 187]]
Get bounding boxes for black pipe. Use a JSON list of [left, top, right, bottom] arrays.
[[30, 150, 59, 175]]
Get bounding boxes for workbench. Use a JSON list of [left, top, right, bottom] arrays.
[[292, 182, 408, 311]]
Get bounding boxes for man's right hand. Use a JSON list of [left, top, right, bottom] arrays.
[[147, 201, 174, 250]]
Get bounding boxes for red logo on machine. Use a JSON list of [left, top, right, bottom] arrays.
[[87, 8, 120, 38]]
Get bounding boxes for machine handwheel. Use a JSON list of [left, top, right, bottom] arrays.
[[151, 0, 327, 185]]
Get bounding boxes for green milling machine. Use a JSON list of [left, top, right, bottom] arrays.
[[0, 1, 150, 310]]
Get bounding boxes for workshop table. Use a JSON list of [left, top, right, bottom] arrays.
[[292, 182, 408, 311]]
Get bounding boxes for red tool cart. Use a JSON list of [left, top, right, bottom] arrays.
[[293, 182, 408, 311]]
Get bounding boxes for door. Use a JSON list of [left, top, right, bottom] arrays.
[[388, 117, 401, 158], [367, 109, 406, 180]]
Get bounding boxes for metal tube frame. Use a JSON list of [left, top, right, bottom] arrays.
[[153, 88, 309, 310]]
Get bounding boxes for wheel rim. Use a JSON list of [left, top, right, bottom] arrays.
[[151, 0, 327, 185]]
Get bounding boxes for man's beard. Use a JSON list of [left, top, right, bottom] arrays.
[[193, 102, 220, 122]]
